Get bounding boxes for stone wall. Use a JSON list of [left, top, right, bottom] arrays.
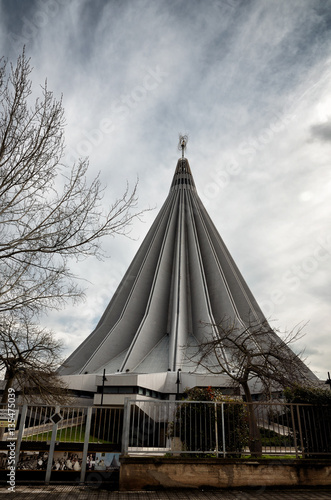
[[119, 457, 331, 490]]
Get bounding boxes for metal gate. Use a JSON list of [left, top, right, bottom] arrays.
[[0, 404, 123, 487]]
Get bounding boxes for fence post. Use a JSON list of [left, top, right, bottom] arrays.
[[45, 406, 61, 484], [296, 404, 305, 458], [121, 398, 131, 455], [14, 405, 27, 469], [79, 406, 92, 485], [290, 404, 299, 458], [214, 402, 219, 457], [221, 402, 226, 457]]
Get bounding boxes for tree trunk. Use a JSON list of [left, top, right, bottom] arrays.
[[1, 375, 15, 405], [242, 382, 262, 457]]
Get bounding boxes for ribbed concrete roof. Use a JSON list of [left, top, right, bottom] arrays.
[[59, 158, 317, 383]]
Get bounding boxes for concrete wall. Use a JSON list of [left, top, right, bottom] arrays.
[[119, 457, 331, 490]]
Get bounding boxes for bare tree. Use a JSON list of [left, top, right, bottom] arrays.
[[0, 49, 148, 407], [0, 310, 70, 405], [0, 49, 146, 315], [0, 310, 71, 440], [191, 318, 319, 456]]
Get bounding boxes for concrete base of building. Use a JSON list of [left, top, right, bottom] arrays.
[[119, 457, 331, 491]]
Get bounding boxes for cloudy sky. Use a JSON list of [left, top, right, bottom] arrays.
[[1, 0, 330, 380]]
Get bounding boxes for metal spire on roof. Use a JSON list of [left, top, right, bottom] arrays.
[[178, 134, 188, 159]]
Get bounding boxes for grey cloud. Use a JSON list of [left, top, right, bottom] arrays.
[[0, 0, 330, 378], [310, 120, 331, 142]]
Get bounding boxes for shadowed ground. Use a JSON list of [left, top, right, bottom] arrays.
[[1, 485, 331, 499]]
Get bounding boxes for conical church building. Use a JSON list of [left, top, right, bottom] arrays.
[[59, 140, 318, 404]]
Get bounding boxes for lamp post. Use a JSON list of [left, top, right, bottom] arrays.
[[325, 372, 331, 391], [176, 368, 181, 399], [100, 369, 107, 405]]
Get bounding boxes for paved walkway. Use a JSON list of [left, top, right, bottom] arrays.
[[1, 485, 331, 499]]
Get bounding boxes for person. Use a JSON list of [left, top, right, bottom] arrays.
[[53, 459, 61, 470], [37, 455, 44, 469], [73, 459, 81, 471], [87, 454, 94, 470]]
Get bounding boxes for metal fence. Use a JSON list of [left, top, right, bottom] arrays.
[[0, 404, 123, 485], [1, 404, 123, 444], [122, 399, 331, 458], [0, 399, 330, 485]]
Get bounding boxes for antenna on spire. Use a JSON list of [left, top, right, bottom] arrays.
[[178, 134, 188, 159]]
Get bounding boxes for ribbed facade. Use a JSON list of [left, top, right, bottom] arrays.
[[59, 158, 316, 383]]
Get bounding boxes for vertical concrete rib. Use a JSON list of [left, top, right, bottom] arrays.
[[168, 189, 189, 371], [120, 191, 180, 372]]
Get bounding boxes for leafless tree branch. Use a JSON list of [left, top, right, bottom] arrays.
[[0, 49, 149, 314], [0, 310, 70, 405], [186, 316, 319, 456]]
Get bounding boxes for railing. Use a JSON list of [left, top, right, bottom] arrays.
[[1, 405, 123, 444], [0, 404, 123, 485], [0, 399, 330, 485], [122, 399, 331, 458]]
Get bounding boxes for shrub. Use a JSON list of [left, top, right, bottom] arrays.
[[285, 385, 331, 458], [173, 387, 249, 457]]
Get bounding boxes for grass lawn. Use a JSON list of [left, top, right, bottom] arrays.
[[23, 424, 112, 443]]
